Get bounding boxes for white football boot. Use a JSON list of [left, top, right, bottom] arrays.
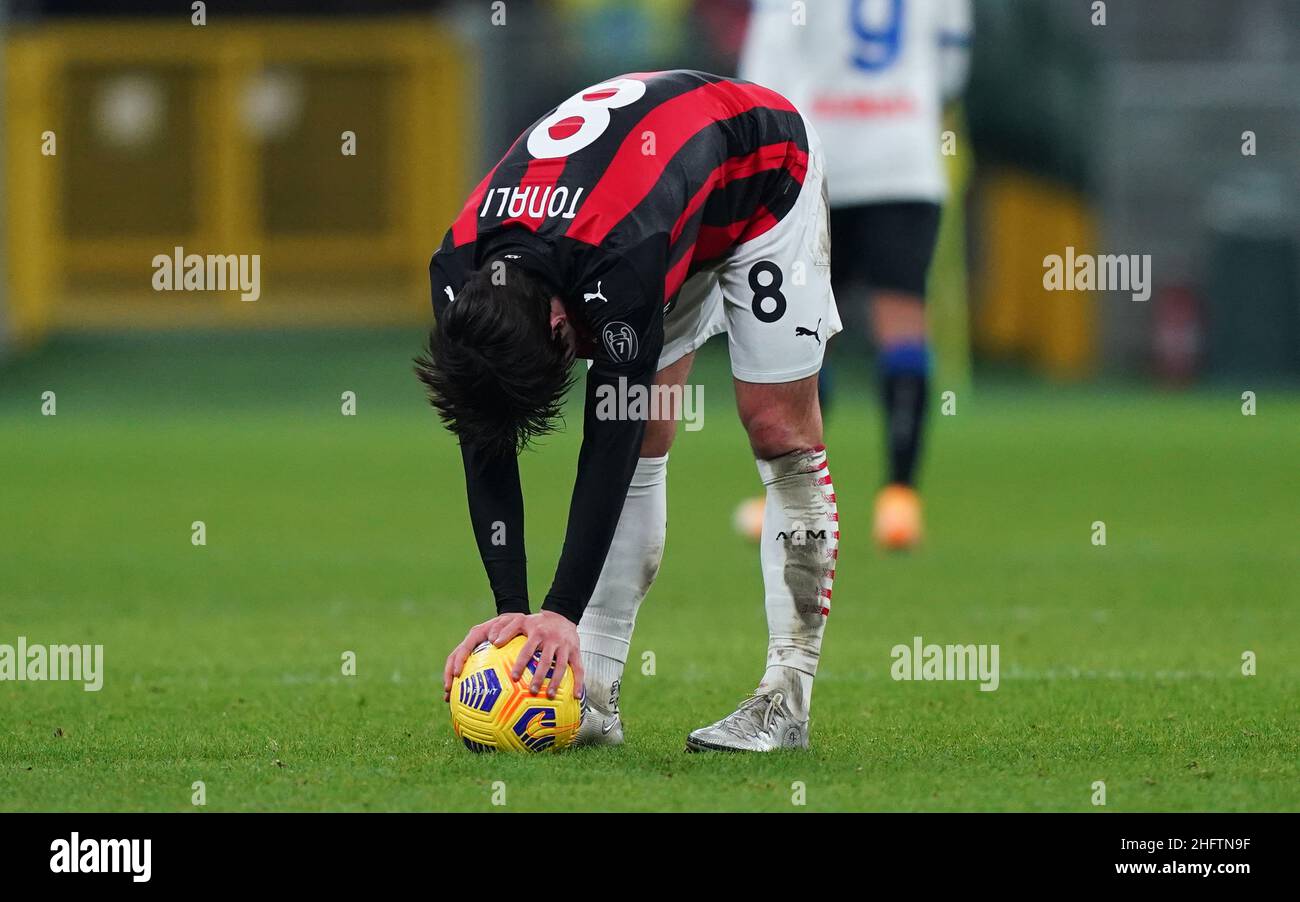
[[685, 689, 809, 752], [572, 679, 624, 747]]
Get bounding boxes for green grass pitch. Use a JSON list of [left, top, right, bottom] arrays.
[[1, 330, 1297, 812]]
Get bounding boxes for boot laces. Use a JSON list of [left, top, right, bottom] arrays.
[[720, 691, 786, 740]]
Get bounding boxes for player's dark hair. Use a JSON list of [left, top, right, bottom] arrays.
[[415, 261, 574, 458]]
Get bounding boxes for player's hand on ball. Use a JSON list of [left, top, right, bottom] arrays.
[[511, 611, 583, 700], [442, 612, 530, 702]]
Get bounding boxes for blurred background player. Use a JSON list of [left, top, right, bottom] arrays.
[[738, 0, 972, 550]]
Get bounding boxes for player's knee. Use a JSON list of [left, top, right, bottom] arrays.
[[744, 409, 816, 461], [640, 415, 677, 458]]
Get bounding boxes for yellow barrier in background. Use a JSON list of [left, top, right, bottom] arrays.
[[973, 169, 1098, 379], [5, 17, 469, 343]]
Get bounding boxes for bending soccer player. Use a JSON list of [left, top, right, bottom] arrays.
[[420, 70, 841, 751], [741, 0, 972, 550]]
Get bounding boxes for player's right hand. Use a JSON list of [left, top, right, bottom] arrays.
[[441, 613, 529, 702]]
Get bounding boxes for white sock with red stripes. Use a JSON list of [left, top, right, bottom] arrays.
[[754, 445, 837, 719], [577, 454, 668, 712]]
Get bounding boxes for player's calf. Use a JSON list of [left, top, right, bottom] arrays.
[[687, 442, 838, 753], [754, 444, 837, 721], [691, 378, 838, 750]]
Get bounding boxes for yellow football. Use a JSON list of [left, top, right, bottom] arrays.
[[449, 635, 582, 752]]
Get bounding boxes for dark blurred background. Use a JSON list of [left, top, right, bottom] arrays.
[[2, 0, 1298, 386]]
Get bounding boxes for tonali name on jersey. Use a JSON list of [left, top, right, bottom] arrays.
[[431, 69, 811, 320]]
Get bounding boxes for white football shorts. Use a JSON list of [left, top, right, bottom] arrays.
[[658, 117, 841, 384]]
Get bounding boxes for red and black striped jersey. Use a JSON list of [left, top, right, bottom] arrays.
[[431, 69, 810, 363], [430, 70, 810, 625]]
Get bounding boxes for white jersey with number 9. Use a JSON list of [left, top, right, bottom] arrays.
[[740, 0, 972, 205]]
